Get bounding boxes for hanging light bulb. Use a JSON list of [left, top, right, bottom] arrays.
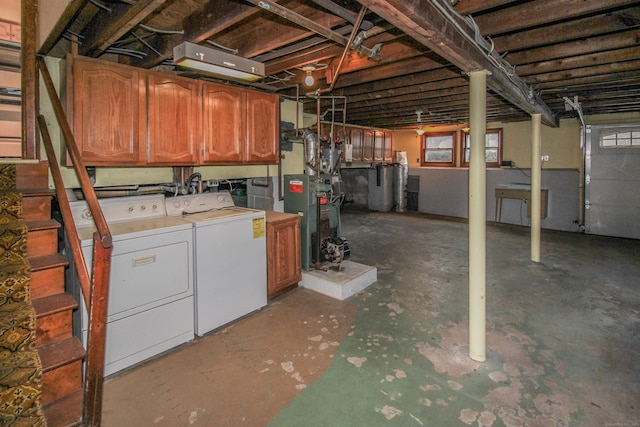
[[415, 110, 425, 135], [304, 71, 315, 86], [301, 63, 317, 87]]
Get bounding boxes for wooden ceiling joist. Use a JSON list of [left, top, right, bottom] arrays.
[[357, 0, 559, 126]]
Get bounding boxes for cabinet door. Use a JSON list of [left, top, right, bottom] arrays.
[[72, 57, 145, 165], [201, 82, 244, 163], [374, 130, 384, 162], [147, 74, 198, 165], [245, 90, 279, 164], [384, 130, 393, 162], [350, 127, 363, 162], [362, 128, 374, 162], [267, 217, 301, 297], [0, 22, 11, 42]]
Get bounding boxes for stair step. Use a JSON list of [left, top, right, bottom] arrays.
[[32, 293, 77, 347], [39, 338, 84, 404], [21, 189, 54, 222], [29, 253, 69, 299], [15, 162, 49, 190], [39, 337, 85, 373], [43, 387, 83, 427], [26, 219, 59, 258]]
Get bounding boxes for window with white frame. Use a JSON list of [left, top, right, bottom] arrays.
[[463, 128, 503, 167], [600, 130, 640, 147], [421, 131, 456, 167]]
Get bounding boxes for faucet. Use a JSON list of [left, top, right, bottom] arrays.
[[186, 172, 203, 194]]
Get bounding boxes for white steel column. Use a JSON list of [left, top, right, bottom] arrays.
[[468, 71, 488, 362], [531, 113, 542, 262]]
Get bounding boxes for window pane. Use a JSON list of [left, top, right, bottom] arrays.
[[600, 130, 640, 148], [486, 133, 499, 147], [426, 135, 453, 148], [486, 148, 498, 162], [426, 150, 452, 162]]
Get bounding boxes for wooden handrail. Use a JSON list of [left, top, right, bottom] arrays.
[[36, 57, 112, 249], [37, 57, 112, 427], [36, 115, 90, 307]]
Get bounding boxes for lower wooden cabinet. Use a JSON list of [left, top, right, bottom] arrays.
[[266, 211, 302, 299]]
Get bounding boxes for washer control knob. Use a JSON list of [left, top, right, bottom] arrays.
[[184, 199, 191, 206], [82, 209, 92, 219], [128, 206, 134, 212], [140, 205, 146, 211], [217, 195, 226, 202], [173, 201, 181, 208]]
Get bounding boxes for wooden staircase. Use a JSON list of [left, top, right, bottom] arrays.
[[0, 161, 84, 426]]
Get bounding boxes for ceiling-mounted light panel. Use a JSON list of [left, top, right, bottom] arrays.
[[173, 41, 265, 82]]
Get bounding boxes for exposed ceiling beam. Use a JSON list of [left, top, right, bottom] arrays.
[[309, 0, 374, 30], [80, 0, 170, 57], [37, 0, 86, 55], [506, 30, 640, 66], [357, 0, 559, 126], [517, 46, 640, 77], [524, 59, 640, 85], [493, 7, 640, 53], [472, 0, 640, 36], [243, 0, 381, 60]]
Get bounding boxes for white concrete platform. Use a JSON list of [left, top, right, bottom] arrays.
[[301, 260, 377, 300]]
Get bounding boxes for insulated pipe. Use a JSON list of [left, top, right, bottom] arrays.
[[531, 113, 542, 262], [468, 70, 488, 363]]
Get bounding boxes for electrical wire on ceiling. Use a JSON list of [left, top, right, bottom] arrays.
[[105, 47, 147, 59], [131, 32, 162, 56], [138, 24, 184, 35], [205, 40, 238, 55], [113, 32, 154, 47], [63, 30, 84, 45], [431, 0, 540, 106], [263, 70, 297, 85], [89, 0, 111, 13]]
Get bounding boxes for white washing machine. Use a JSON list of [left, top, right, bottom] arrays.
[[166, 192, 267, 336], [70, 194, 194, 376]]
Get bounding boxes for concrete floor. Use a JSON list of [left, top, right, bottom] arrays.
[[102, 210, 640, 426]]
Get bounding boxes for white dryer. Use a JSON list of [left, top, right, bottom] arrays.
[[166, 192, 267, 336]]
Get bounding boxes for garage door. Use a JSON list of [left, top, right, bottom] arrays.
[[585, 124, 640, 239]]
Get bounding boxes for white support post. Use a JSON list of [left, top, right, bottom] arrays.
[[531, 113, 542, 263], [468, 70, 488, 362]]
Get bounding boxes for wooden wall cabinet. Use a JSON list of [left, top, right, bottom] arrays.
[[245, 90, 280, 164], [374, 130, 385, 162], [70, 56, 280, 167], [146, 73, 199, 165], [384, 130, 393, 162], [201, 82, 245, 164], [266, 211, 302, 299], [71, 56, 146, 165], [362, 128, 374, 162], [0, 19, 20, 43], [350, 127, 363, 162]]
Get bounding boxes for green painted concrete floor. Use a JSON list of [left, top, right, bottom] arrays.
[[103, 211, 639, 427]]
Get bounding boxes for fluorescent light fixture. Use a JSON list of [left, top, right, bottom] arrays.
[[173, 41, 265, 82]]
